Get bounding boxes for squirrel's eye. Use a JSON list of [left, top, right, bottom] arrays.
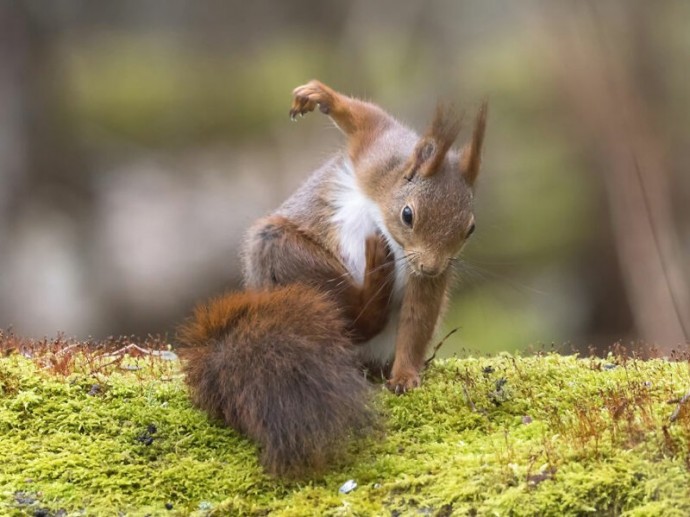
[[401, 206, 414, 227], [466, 222, 476, 238]]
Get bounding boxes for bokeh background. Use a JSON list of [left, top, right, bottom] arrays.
[[1, 1, 689, 355]]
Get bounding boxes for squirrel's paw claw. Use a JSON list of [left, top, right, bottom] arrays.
[[386, 372, 421, 395], [289, 80, 332, 120]]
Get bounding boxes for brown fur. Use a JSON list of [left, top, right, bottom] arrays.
[[286, 80, 488, 393], [179, 285, 375, 477], [243, 216, 394, 342], [290, 80, 395, 160], [182, 216, 393, 476], [182, 81, 487, 477], [387, 271, 451, 393]]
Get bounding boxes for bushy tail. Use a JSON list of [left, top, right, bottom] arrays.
[[178, 284, 375, 477]]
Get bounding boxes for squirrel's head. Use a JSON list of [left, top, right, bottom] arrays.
[[383, 103, 487, 278]]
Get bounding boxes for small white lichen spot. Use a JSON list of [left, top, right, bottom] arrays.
[[339, 479, 358, 494]]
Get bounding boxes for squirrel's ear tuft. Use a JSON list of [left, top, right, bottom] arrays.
[[404, 138, 435, 181], [460, 101, 488, 186], [405, 104, 462, 180]]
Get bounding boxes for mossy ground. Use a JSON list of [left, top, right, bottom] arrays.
[[1, 334, 690, 516]]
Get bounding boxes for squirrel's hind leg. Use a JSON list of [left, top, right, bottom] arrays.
[[243, 215, 349, 290], [244, 215, 394, 342]]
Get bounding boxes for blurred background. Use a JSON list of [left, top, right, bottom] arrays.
[[0, 0, 688, 355]]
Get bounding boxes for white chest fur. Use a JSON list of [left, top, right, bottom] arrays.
[[330, 161, 380, 285], [330, 159, 408, 366]]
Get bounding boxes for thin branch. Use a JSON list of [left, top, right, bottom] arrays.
[[424, 327, 459, 367], [670, 390, 690, 423]]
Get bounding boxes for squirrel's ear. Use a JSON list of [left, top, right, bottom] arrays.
[[460, 101, 488, 186], [404, 137, 436, 181], [405, 104, 462, 180]]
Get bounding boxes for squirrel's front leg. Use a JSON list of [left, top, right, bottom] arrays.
[[387, 273, 449, 395], [290, 80, 392, 153]]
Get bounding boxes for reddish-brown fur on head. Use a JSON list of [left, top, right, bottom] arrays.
[[379, 102, 488, 278], [178, 284, 376, 477]]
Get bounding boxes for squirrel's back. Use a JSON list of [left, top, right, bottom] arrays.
[[179, 284, 375, 477]]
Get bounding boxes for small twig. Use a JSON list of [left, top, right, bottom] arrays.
[[424, 327, 460, 367], [670, 390, 690, 423], [101, 343, 153, 358], [462, 383, 477, 413], [53, 343, 82, 357], [93, 357, 126, 373]]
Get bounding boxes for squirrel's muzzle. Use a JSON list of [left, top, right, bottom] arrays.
[[408, 253, 448, 278]]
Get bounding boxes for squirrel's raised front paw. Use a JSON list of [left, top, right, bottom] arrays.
[[386, 371, 421, 396], [289, 80, 333, 120]]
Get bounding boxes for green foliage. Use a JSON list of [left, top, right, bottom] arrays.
[[63, 34, 332, 146], [1, 345, 690, 516]]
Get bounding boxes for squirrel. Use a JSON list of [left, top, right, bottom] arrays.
[[179, 80, 487, 477]]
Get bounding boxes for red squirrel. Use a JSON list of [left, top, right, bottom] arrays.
[[180, 80, 487, 477]]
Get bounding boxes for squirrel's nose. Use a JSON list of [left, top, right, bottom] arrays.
[[419, 263, 440, 277]]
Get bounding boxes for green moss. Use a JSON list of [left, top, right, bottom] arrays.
[[1, 346, 690, 516]]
